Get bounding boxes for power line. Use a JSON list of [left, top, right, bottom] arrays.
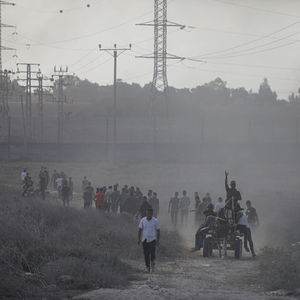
[[191, 20, 300, 59], [71, 53, 103, 73], [202, 38, 300, 60], [76, 56, 113, 77], [199, 30, 300, 59], [211, 0, 300, 19], [204, 61, 300, 72], [177, 60, 299, 83], [17, 9, 155, 47]]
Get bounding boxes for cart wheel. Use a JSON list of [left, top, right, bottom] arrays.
[[203, 238, 212, 257], [234, 238, 242, 259]]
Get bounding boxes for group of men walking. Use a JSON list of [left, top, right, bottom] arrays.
[[21, 168, 74, 206], [81, 180, 160, 219]]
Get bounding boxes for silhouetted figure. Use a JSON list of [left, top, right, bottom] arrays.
[[149, 192, 159, 218], [202, 193, 212, 205], [237, 210, 256, 257], [68, 177, 74, 201], [39, 169, 47, 200], [245, 200, 259, 229], [81, 176, 89, 192], [51, 169, 59, 190], [194, 203, 217, 251], [119, 187, 129, 213], [225, 171, 242, 214], [61, 179, 71, 207], [22, 174, 34, 196], [122, 190, 140, 215], [111, 184, 121, 215], [180, 190, 190, 226], [137, 196, 152, 219], [169, 192, 180, 226], [83, 182, 94, 208]]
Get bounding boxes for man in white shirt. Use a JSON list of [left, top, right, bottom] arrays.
[[237, 211, 256, 257], [214, 197, 225, 213], [21, 169, 27, 182], [138, 208, 160, 273]]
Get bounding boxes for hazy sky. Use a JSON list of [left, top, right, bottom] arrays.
[[3, 0, 300, 99]]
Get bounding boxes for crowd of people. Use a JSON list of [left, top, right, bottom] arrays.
[[20, 168, 161, 218], [20, 167, 260, 273], [83, 180, 160, 219]]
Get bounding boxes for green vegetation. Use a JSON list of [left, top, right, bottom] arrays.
[[0, 189, 183, 299]]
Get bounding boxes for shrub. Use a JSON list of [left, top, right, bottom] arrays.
[[0, 193, 183, 298], [259, 246, 300, 291]]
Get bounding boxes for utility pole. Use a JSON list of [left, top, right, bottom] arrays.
[[16, 63, 40, 141], [99, 44, 131, 162], [0, 69, 11, 153], [136, 0, 185, 156], [34, 71, 52, 144], [52, 66, 68, 145]]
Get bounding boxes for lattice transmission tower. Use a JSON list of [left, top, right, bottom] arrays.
[[137, 0, 185, 153], [137, 0, 185, 94], [0, 0, 15, 73], [0, 1, 15, 142]]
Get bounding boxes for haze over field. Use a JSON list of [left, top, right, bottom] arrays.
[[1, 1, 300, 299]]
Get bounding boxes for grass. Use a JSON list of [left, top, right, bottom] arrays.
[[258, 203, 300, 292], [259, 246, 300, 291], [0, 188, 183, 299]]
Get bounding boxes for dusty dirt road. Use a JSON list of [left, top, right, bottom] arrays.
[[74, 253, 297, 300]]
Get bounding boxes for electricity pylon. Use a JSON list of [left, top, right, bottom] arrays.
[[0, 0, 16, 72], [136, 0, 185, 154]]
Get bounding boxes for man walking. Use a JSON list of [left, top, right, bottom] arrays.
[[149, 192, 159, 218], [180, 190, 190, 226], [68, 177, 74, 201], [245, 200, 259, 230], [111, 184, 121, 215], [138, 208, 160, 273], [83, 182, 94, 208], [168, 192, 180, 226]]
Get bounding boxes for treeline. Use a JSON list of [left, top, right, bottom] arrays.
[[6, 75, 300, 144], [61, 76, 299, 106]]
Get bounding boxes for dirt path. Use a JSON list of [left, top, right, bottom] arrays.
[[73, 253, 296, 300]]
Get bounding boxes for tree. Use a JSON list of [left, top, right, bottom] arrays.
[[258, 78, 277, 104]]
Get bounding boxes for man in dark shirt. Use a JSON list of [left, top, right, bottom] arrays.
[[137, 196, 152, 219], [245, 200, 259, 229], [61, 179, 71, 207], [202, 193, 212, 205], [193, 203, 217, 251], [225, 171, 242, 213], [168, 192, 180, 226], [149, 192, 159, 218], [111, 184, 121, 215], [83, 182, 94, 208]]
